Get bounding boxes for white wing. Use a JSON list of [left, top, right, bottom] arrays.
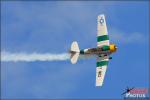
[[96, 56, 109, 86], [97, 14, 110, 47]]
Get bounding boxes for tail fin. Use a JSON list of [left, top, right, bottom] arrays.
[[70, 41, 80, 64]]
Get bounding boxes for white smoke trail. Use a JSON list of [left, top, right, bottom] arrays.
[[1, 51, 70, 62]]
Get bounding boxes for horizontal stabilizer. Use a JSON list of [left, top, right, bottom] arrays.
[[70, 41, 80, 64], [71, 52, 79, 64], [71, 41, 79, 52]]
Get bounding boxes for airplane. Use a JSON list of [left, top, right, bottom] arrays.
[[69, 14, 117, 86]]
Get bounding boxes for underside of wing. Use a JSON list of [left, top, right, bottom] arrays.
[[96, 56, 109, 86], [97, 14, 110, 47]]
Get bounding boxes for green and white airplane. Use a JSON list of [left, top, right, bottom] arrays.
[[69, 14, 117, 86]]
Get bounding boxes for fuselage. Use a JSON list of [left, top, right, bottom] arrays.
[[79, 44, 117, 56]]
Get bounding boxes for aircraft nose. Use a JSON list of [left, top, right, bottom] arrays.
[[115, 46, 118, 50]]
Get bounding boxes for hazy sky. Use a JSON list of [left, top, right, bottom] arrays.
[[1, 1, 149, 99]]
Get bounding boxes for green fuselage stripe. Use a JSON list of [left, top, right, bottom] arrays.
[[97, 35, 109, 42], [97, 61, 108, 67], [80, 50, 84, 54]]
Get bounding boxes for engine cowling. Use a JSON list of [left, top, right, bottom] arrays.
[[109, 44, 117, 52], [101, 44, 117, 53]]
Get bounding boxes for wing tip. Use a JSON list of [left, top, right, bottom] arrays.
[[98, 14, 105, 18], [96, 83, 103, 87]]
